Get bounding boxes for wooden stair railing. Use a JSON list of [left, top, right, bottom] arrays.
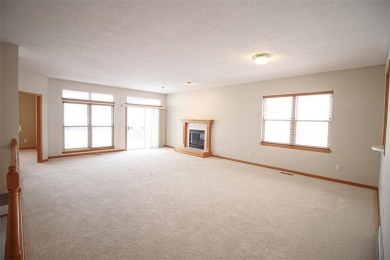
[[4, 138, 24, 260]]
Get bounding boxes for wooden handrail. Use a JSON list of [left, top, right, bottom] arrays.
[[5, 138, 24, 260]]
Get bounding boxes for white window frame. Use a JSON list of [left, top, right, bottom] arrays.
[[62, 92, 115, 151], [261, 91, 333, 153], [126, 96, 162, 107]]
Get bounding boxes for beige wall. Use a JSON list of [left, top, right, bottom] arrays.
[[378, 49, 390, 259], [19, 93, 37, 149], [18, 69, 49, 160], [48, 78, 166, 156], [0, 43, 19, 193], [166, 65, 384, 187]]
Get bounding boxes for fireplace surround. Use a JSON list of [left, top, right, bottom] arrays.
[[175, 119, 213, 158]]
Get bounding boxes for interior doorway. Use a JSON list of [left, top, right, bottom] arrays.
[[126, 107, 159, 150], [18, 91, 43, 163]]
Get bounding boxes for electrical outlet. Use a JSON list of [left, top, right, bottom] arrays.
[[336, 164, 341, 171], [218, 146, 222, 150], [23, 139, 27, 143], [248, 150, 252, 156]]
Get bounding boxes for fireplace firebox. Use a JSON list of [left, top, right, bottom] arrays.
[[189, 130, 205, 149]]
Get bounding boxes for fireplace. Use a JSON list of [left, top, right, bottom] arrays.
[[189, 130, 205, 149], [175, 119, 213, 158]]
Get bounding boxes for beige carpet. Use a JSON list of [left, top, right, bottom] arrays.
[[19, 149, 378, 259]]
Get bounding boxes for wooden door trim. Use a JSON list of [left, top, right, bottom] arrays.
[[19, 91, 44, 163], [36, 95, 43, 162]]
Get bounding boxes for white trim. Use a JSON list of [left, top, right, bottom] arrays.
[[125, 103, 165, 110]]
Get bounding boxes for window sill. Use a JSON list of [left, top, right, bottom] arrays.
[[260, 142, 331, 153], [62, 147, 115, 154]]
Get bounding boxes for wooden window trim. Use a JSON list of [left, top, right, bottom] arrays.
[[263, 90, 333, 99], [260, 142, 331, 153], [382, 60, 390, 152], [125, 103, 164, 109], [62, 98, 115, 106], [262, 91, 333, 151], [62, 146, 115, 154]]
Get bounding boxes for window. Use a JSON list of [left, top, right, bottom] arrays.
[[91, 93, 114, 102], [63, 90, 89, 100], [261, 91, 333, 152], [63, 90, 114, 102], [64, 103, 89, 149], [63, 90, 114, 150], [126, 96, 161, 106]]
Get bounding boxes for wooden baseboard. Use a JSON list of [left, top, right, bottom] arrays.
[[48, 149, 126, 159], [19, 147, 36, 150], [212, 155, 378, 190], [164, 145, 174, 149]]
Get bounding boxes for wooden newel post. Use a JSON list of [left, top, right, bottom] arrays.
[[5, 139, 23, 260]]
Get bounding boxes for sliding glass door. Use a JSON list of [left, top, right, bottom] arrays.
[[127, 107, 159, 149]]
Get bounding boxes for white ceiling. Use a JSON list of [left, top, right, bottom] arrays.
[[1, 1, 390, 94]]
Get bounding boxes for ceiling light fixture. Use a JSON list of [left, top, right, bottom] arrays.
[[186, 82, 193, 85], [252, 53, 271, 65]]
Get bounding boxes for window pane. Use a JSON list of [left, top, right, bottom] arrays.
[[64, 103, 88, 126], [64, 127, 88, 149], [126, 96, 161, 106], [92, 127, 112, 147], [91, 93, 114, 102], [296, 121, 329, 147], [91, 105, 112, 126], [63, 90, 89, 100], [264, 97, 293, 120], [296, 94, 331, 120], [263, 121, 291, 144]]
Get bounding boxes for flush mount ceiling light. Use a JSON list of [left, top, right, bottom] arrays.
[[186, 82, 193, 85], [252, 53, 271, 65]]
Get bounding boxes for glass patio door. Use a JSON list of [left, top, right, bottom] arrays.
[[127, 107, 146, 149], [127, 107, 159, 149]]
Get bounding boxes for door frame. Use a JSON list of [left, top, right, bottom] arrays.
[[19, 91, 44, 163], [125, 104, 163, 150], [126, 106, 146, 150]]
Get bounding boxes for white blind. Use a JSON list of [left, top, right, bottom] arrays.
[[262, 91, 333, 149]]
